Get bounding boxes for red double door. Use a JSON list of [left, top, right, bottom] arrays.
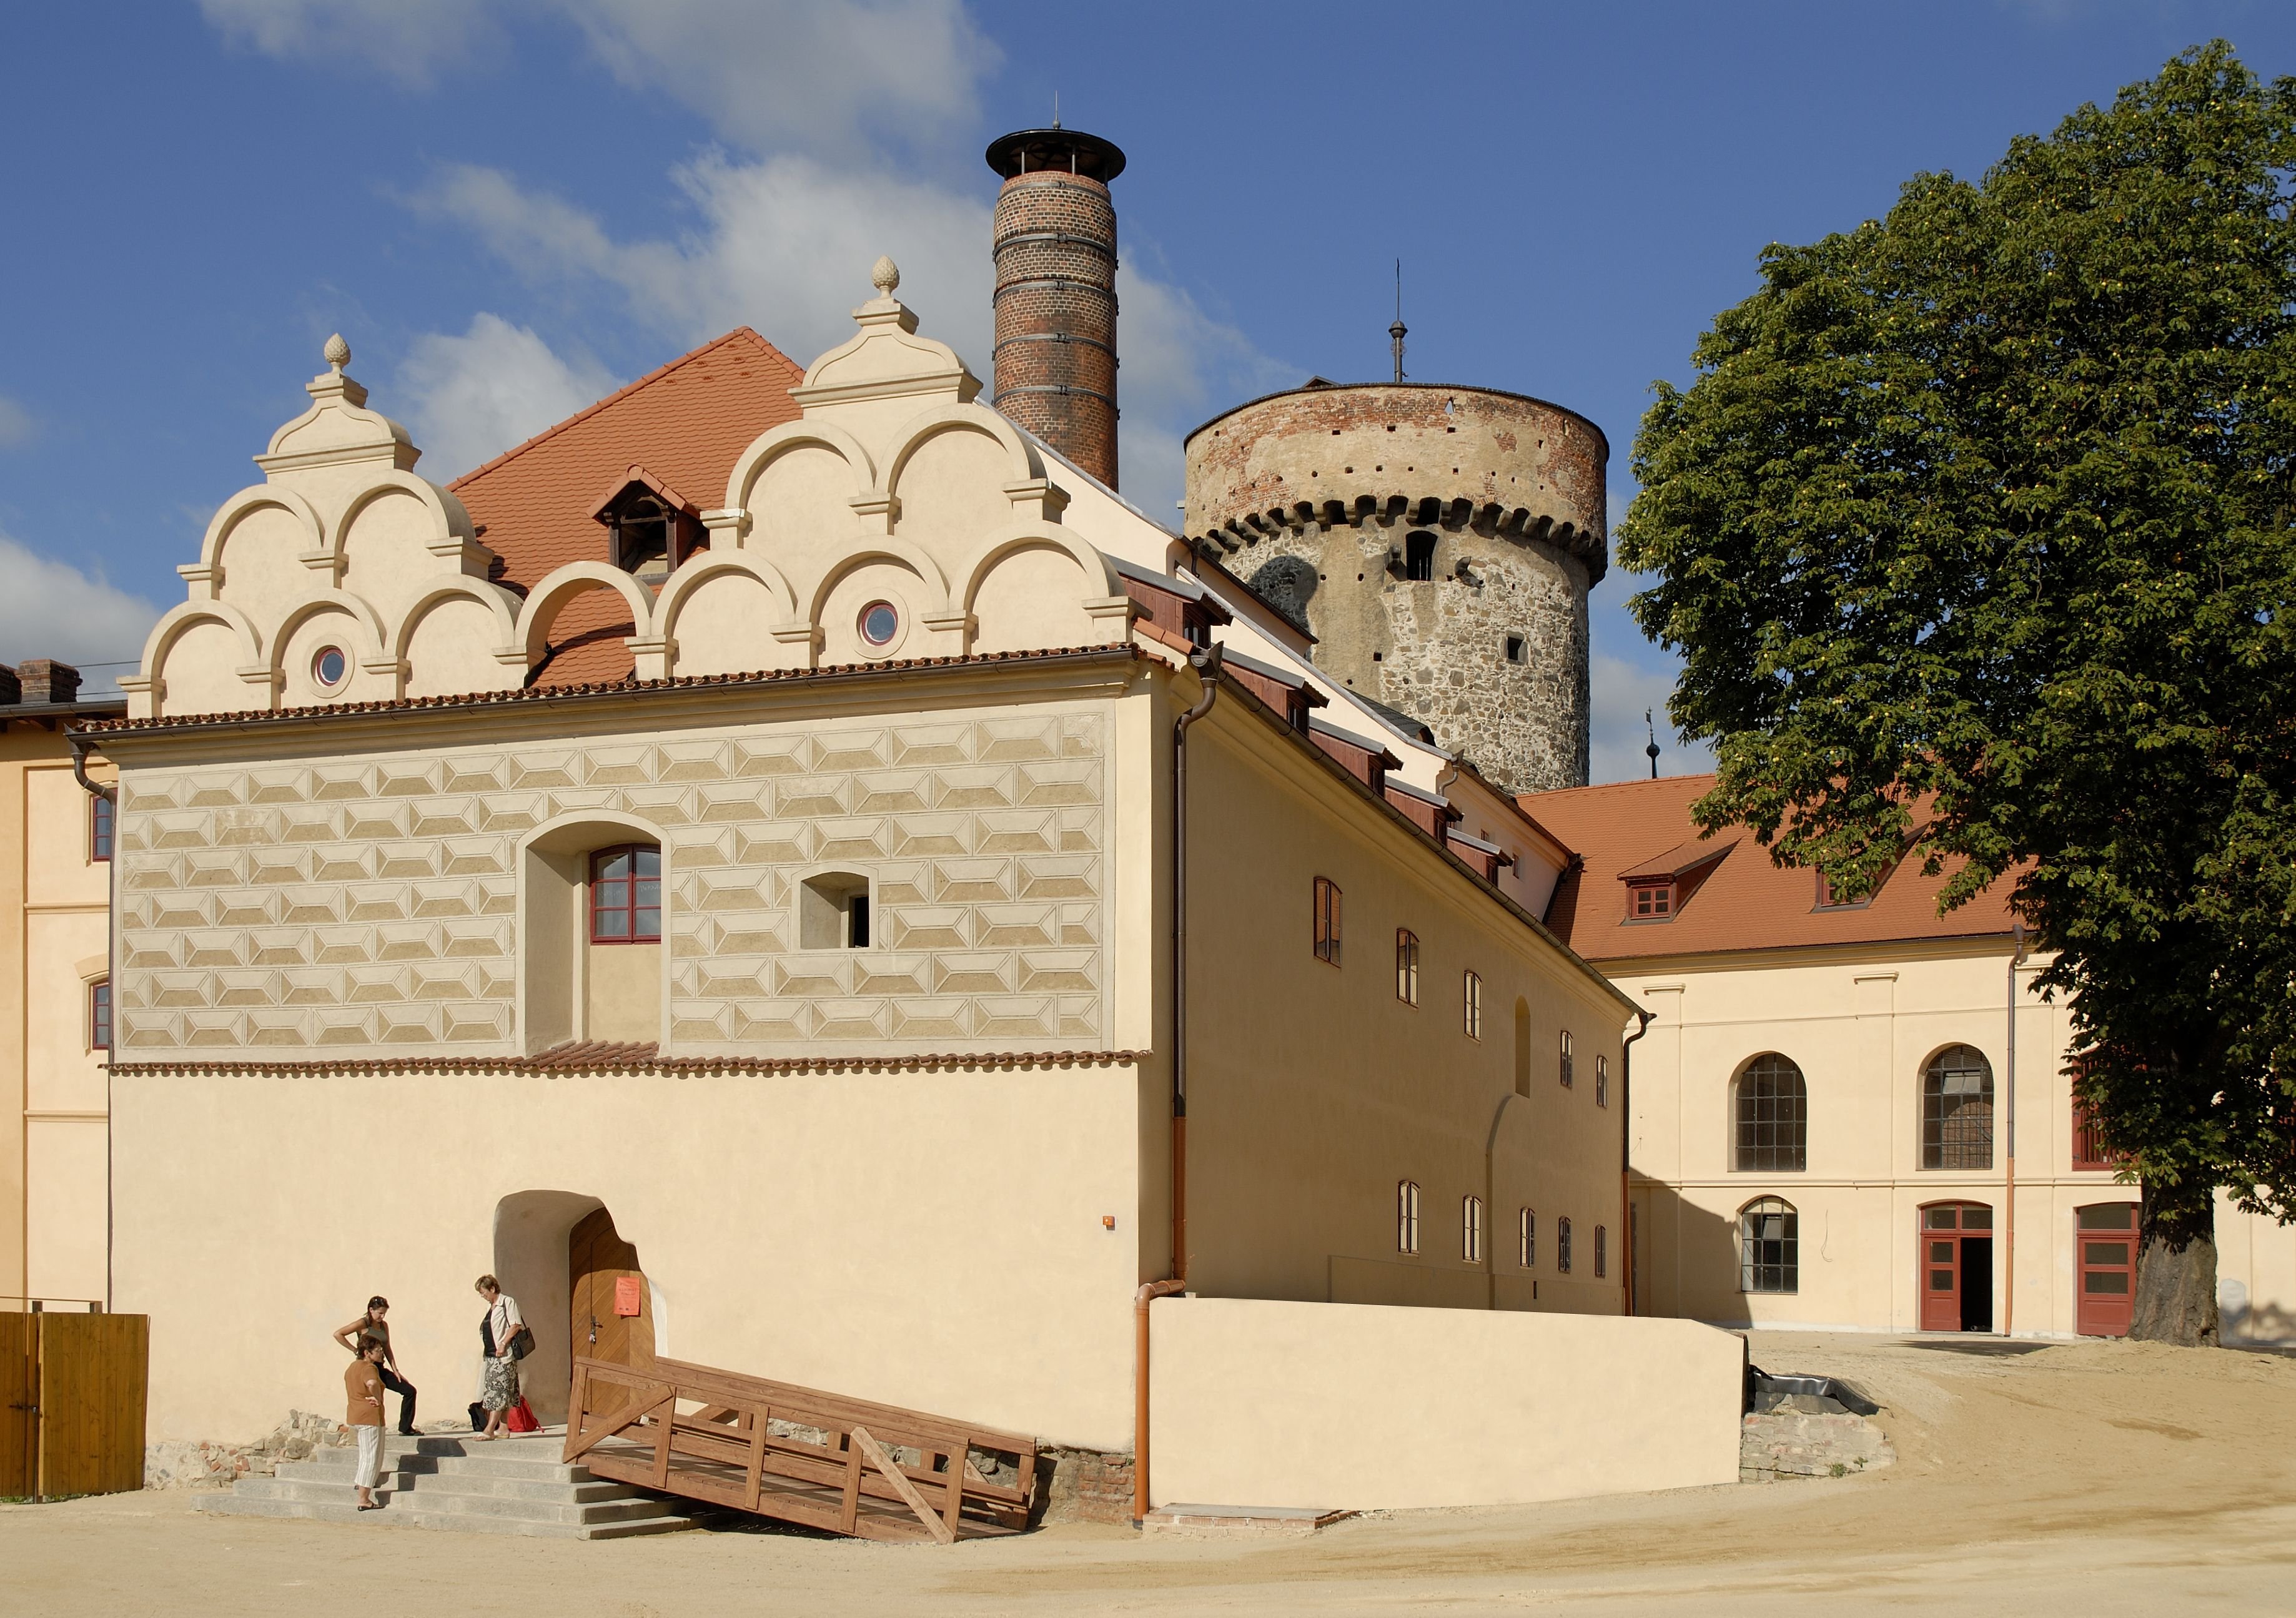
[[1917, 1202, 1994, 1333]]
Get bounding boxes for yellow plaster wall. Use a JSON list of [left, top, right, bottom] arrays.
[[1182, 696, 1631, 1313]]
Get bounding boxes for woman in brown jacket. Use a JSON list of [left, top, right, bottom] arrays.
[[345, 1338, 387, 1509]]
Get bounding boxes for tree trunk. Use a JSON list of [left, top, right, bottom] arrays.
[[2130, 1179, 2219, 1346]]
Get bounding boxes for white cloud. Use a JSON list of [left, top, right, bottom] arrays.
[[394, 313, 620, 481], [1589, 651, 1712, 786], [202, 0, 995, 154], [0, 396, 32, 448], [0, 535, 165, 694]]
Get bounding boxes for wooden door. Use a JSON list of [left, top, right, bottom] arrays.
[[570, 1208, 655, 1415], [0, 1311, 31, 1497], [37, 1313, 148, 1497], [2076, 1203, 2139, 1337], [1918, 1203, 1994, 1331]]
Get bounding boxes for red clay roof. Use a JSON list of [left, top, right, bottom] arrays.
[[1526, 774, 2015, 961], [450, 328, 805, 685]]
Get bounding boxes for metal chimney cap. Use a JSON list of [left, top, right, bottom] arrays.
[[985, 127, 1127, 183]]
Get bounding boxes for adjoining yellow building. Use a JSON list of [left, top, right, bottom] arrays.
[[1530, 774, 2296, 1345], [1, 660, 121, 1312], [89, 262, 1676, 1474]]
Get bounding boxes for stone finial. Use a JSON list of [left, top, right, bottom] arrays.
[[324, 333, 352, 372], [870, 256, 900, 297]]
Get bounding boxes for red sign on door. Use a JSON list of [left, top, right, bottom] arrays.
[[613, 1276, 642, 1318]]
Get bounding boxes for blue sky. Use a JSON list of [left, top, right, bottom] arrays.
[[2, 1, 2291, 777]]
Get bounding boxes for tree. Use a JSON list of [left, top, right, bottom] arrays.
[[1619, 42, 2296, 1344]]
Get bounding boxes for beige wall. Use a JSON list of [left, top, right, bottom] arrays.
[[1185, 696, 1632, 1314], [1618, 940, 2296, 1343], [5, 737, 112, 1308], [1149, 1296, 1741, 1510], [114, 1062, 1150, 1450]]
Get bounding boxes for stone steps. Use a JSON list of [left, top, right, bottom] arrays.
[[195, 1430, 697, 1540]]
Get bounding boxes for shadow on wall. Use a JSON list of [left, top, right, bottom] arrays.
[[1635, 1181, 1754, 1326], [2222, 1282, 2296, 1349], [492, 1190, 604, 1425]]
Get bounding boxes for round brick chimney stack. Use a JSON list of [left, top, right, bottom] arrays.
[[985, 126, 1126, 488]]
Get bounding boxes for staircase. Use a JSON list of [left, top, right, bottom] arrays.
[[195, 1430, 697, 1539]]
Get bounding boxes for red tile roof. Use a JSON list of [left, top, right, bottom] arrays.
[[1526, 774, 2015, 962], [449, 328, 806, 686]]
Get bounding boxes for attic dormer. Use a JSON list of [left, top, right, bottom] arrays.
[[594, 466, 704, 587]]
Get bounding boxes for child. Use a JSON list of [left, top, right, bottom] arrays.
[[345, 1338, 387, 1509]]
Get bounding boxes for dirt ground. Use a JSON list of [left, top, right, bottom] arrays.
[[9, 1331, 2295, 1616]]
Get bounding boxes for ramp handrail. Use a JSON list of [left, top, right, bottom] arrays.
[[564, 1354, 1037, 1542]]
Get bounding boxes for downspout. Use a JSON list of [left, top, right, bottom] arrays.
[[1135, 642, 1222, 1525], [67, 731, 116, 1312], [1620, 1009, 1654, 1316], [2003, 920, 2028, 1338]]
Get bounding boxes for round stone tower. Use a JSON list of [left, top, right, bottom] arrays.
[[1182, 382, 1607, 794], [984, 126, 1126, 488]]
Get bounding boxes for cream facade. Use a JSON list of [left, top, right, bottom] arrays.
[[97, 264, 1660, 1465]]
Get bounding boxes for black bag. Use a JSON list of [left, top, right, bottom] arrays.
[[509, 1323, 535, 1361], [468, 1401, 487, 1431]]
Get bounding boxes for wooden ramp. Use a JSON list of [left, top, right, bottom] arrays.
[[565, 1356, 1037, 1543]]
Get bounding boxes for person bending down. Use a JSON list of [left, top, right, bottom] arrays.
[[473, 1275, 525, 1440]]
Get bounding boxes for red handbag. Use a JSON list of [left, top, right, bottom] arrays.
[[505, 1397, 541, 1434]]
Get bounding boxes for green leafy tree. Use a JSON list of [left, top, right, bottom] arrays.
[[1620, 42, 2296, 1344]]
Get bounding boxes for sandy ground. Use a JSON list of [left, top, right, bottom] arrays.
[[9, 1331, 2296, 1616]]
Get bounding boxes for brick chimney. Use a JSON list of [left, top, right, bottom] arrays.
[[17, 659, 82, 704], [985, 125, 1126, 488]]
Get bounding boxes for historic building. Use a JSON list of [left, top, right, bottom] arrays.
[[0, 661, 120, 1313], [91, 229, 1641, 1459], [1531, 774, 2296, 1346]]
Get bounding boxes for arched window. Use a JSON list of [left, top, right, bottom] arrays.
[[590, 846, 662, 944], [1395, 929, 1419, 1005], [799, 871, 872, 949], [1518, 1208, 1535, 1268], [1463, 971, 1482, 1039], [1923, 1045, 1995, 1170], [1596, 1053, 1610, 1108], [1560, 1029, 1575, 1088], [1462, 1195, 1483, 1263], [1397, 1180, 1420, 1255], [1735, 1053, 1808, 1172], [1595, 1225, 1608, 1280], [1739, 1197, 1798, 1293], [1556, 1216, 1574, 1275]]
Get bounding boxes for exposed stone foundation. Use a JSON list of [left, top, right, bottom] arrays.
[[1739, 1401, 1897, 1482], [145, 1409, 357, 1490], [1039, 1444, 1135, 1525]]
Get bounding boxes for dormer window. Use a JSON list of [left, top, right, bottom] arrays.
[[613, 496, 673, 585], [1630, 881, 1674, 919], [593, 466, 703, 587]]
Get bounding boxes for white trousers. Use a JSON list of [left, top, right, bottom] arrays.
[[354, 1423, 383, 1489]]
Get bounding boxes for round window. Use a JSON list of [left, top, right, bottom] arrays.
[[859, 601, 900, 648], [312, 647, 349, 689]]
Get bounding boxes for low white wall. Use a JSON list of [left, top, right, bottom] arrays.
[[1150, 1297, 1743, 1511]]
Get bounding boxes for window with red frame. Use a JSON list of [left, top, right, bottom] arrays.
[[1629, 880, 1673, 919], [590, 846, 661, 943], [91, 792, 114, 862], [2072, 1098, 2122, 1172], [90, 979, 112, 1052], [1313, 876, 1342, 966]]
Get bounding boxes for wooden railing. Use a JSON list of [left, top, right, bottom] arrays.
[[564, 1355, 1037, 1542]]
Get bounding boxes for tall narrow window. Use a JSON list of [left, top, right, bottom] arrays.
[[590, 846, 662, 944], [1923, 1045, 1995, 1170], [1462, 1196, 1483, 1263], [90, 793, 114, 862], [1739, 1198, 1799, 1293], [1463, 971, 1482, 1039], [1397, 1180, 1420, 1255], [1556, 1216, 1574, 1275], [1404, 531, 1437, 581], [1595, 1225, 1608, 1279], [1314, 876, 1342, 966], [1735, 1053, 1808, 1172], [1596, 1053, 1610, 1108], [1560, 1029, 1575, 1088], [2072, 1098, 2119, 1170], [1518, 1208, 1535, 1268], [89, 979, 112, 1052], [1513, 999, 1531, 1097], [1395, 929, 1419, 1005]]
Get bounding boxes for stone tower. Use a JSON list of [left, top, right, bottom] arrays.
[[1182, 382, 1607, 794], [984, 126, 1126, 488]]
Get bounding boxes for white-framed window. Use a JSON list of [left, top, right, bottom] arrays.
[[1462, 1195, 1483, 1263], [1518, 1207, 1535, 1268], [1463, 971, 1482, 1040], [1395, 929, 1419, 1005], [1596, 1053, 1610, 1107], [1397, 1180, 1420, 1255], [1557, 1216, 1574, 1275], [1561, 1029, 1575, 1088]]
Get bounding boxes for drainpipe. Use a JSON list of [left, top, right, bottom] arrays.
[[67, 731, 116, 1312], [2003, 920, 2027, 1338], [1620, 1009, 1654, 1316], [1134, 643, 1221, 1526]]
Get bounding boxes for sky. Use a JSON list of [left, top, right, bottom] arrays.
[[2, 1, 2292, 779]]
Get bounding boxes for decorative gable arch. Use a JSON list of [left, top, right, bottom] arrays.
[[655, 553, 799, 642], [723, 420, 876, 516], [881, 402, 1044, 508], [799, 539, 953, 631], [195, 486, 325, 580], [323, 471, 478, 568], [515, 562, 658, 667], [392, 578, 523, 664]]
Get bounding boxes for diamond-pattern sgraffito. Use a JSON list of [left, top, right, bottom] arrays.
[[114, 709, 1111, 1057]]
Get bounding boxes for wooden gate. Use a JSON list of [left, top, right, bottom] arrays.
[[570, 1208, 654, 1417], [0, 1308, 148, 1499], [1917, 1202, 1994, 1332], [2076, 1203, 2140, 1338]]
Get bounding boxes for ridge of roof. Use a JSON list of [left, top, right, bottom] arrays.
[[448, 328, 797, 493]]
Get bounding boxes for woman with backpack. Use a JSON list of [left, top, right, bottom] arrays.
[[472, 1274, 528, 1439]]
